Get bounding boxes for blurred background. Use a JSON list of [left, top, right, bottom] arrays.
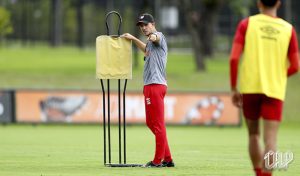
[[0, 0, 300, 124], [0, 0, 300, 123], [1, 0, 299, 69], [1, 1, 300, 175]]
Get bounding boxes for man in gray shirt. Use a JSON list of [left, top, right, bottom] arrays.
[[122, 13, 174, 168]]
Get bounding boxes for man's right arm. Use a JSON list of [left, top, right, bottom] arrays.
[[230, 18, 248, 108], [122, 33, 146, 52], [230, 18, 248, 91]]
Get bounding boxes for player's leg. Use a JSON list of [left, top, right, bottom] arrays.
[[143, 84, 167, 166], [262, 120, 280, 176], [245, 119, 263, 173], [150, 84, 168, 165], [143, 85, 155, 134], [242, 94, 263, 176], [261, 95, 283, 176], [161, 87, 173, 166], [163, 137, 172, 162], [143, 85, 162, 167]]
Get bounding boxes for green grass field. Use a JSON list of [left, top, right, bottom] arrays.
[[0, 45, 299, 175], [0, 45, 230, 91], [0, 125, 299, 176]]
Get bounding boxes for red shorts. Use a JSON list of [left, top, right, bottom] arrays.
[[242, 94, 283, 121]]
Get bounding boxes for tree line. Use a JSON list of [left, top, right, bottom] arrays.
[[1, 0, 296, 71]]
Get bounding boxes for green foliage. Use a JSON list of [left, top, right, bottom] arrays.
[[6, 1, 50, 42], [227, 0, 254, 17], [0, 6, 13, 38], [63, 2, 77, 43]]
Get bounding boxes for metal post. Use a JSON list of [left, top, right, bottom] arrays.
[[107, 79, 111, 164], [100, 80, 106, 165], [123, 79, 127, 164], [118, 79, 122, 164]]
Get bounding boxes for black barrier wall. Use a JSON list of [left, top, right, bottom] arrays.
[[0, 91, 15, 123]]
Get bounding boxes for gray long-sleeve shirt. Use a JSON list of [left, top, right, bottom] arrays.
[[143, 32, 168, 86]]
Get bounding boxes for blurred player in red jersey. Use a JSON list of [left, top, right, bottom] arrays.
[[229, 0, 299, 176]]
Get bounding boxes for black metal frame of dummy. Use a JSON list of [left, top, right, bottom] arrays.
[[100, 11, 142, 167]]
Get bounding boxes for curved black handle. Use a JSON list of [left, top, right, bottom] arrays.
[[105, 11, 122, 36]]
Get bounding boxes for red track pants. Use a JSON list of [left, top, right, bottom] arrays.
[[143, 84, 172, 164]]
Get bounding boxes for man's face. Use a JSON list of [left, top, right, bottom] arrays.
[[139, 23, 154, 36]]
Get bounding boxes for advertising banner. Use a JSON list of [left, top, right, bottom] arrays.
[[16, 90, 240, 125]]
